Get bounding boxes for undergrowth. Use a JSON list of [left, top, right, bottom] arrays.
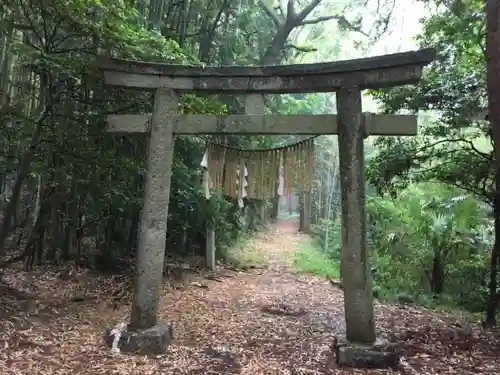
[[292, 239, 340, 279], [218, 233, 267, 269]]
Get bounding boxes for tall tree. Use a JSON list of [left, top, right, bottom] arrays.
[[485, 0, 500, 327]]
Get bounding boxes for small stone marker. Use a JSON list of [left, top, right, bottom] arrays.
[[104, 322, 174, 355], [333, 336, 400, 369]]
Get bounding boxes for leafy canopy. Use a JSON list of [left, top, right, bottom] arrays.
[[366, 0, 492, 203]]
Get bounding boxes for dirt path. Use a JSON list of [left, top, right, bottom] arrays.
[[160, 218, 346, 374], [1, 218, 500, 375]]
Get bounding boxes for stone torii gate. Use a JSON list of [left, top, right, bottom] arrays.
[[100, 48, 435, 366]]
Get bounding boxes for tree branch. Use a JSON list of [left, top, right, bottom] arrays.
[[278, 1, 286, 18], [287, 0, 297, 20], [300, 14, 369, 37], [284, 43, 317, 53], [295, 0, 321, 23], [299, 14, 340, 25], [259, 0, 284, 27], [259, 0, 326, 64]]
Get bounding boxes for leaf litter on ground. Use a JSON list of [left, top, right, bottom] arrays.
[[0, 218, 499, 374]]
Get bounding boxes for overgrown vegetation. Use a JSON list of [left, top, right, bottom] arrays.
[[368, 183, 492, 311], [5, 0, 500, 372], [366, 0, 497, 321], [301, 181, 493, 315], [2, 0, 379, 275], [299, 0, 500, 323], [219, 233, 269, 270], [293, 238, 340, 279]]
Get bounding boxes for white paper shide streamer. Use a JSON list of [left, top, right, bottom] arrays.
[[200, 139, 314, 204], [200, 149, 211, 199]]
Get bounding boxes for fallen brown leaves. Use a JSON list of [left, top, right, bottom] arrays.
[[0, 218, 499, 374]]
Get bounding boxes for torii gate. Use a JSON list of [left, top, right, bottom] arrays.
[[100, 48, 435, 366]]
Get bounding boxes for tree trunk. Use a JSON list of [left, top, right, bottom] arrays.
[[485, 194, 499, 326], [62, 174, 78, 260], [258, 0, 325, 217], [485, 0, 500, 327], [298, 194, 305, 230], [430, 255, 445, 298], [270, 195, 280, 220], [0, 68, 49, 256], [127, 209, 140, 253], [0, 118, 44, 255], [299, 192, 311, 233]]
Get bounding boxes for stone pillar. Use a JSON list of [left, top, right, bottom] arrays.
[[336, 86, 376, 344], [130, 89, 178, 330], [259, 202, 267, 222], [205, 220, 216, 272], [246, 94, 266, 222]]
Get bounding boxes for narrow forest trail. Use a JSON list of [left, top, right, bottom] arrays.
[[1, 218, 500, 375], [158, 217, 347, 374]]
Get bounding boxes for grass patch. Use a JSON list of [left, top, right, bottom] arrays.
[[218, 233, 267, 270], [292, 238, 340, 279]]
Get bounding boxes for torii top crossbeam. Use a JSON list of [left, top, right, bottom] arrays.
[[100, 48, 436, 93]]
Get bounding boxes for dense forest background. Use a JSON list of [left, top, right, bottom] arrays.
[[1, 0, 499, 326]]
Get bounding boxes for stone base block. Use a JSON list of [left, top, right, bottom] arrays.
[[333, 336, 400, 369], [104, 322, 173, 355]]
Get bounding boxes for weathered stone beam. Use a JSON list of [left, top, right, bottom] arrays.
[[106, 114, 418, 136], [100, 48, 436, 93]]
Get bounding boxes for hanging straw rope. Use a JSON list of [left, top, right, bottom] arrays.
[[203, 136, 316, 200], [198, 135, 320, 153]]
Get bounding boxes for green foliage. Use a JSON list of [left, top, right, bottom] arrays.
[[305, 181, 492, 313], [368, 183, 492, 311], [293, 238, 340, 279], [310, 219, 341, 257], [366, 0, 491, 202], [361, 0, 496, 316], [217, 233, 268, 270], [0, 0, 439, 296], [0, 0, 253, 270]]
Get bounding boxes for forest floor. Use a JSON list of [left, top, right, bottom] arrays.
[[1, 218, 500, 374]]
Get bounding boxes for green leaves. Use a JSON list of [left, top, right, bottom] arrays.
[[367, 0, 490, 203], [367, 182, 491, 310]]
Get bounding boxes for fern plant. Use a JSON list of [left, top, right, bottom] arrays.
[[367, 182, 490, 309]]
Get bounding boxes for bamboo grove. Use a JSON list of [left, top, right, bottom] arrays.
[[0, 0, 375, 270]]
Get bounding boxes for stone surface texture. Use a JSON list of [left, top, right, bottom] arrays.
[[106, 113, 418, 135], [334, 336, 400, 369], [104, 323, 174, 355], [128, 89, 178, 330], [101, 49, 436, 92], [337, 86, 376, 343]]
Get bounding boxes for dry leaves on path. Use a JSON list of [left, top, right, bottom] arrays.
[[0, 218, 499, 374]]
